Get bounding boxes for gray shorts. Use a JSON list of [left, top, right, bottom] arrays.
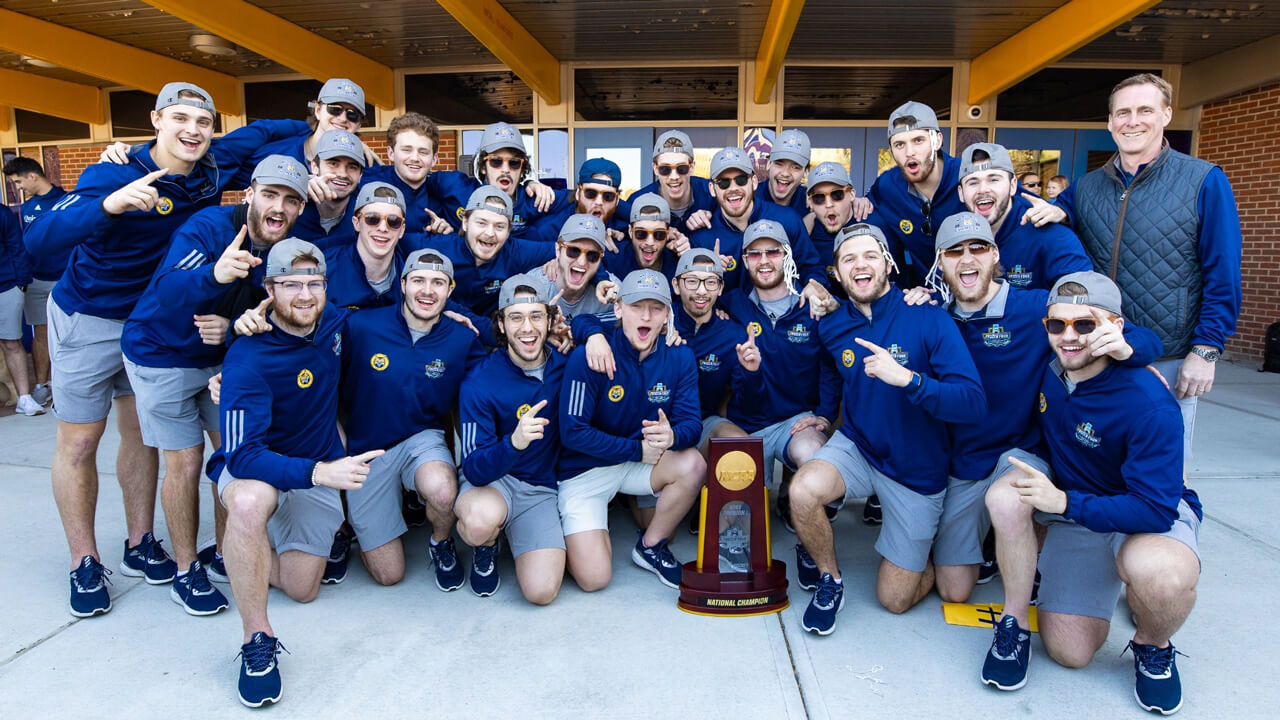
[[24, 279, 55, 325], [123, 359, 219, 451], [0, 287, 23, 339], [47, 297, 132, 423], [347, 428, 453, 551], [1035, 499, 1202, 621], [217, 469, 344, 557], [459, 475, 565, 556], [698, 415, 732, 449], [1151, 358, 1197, 462], [933, 448, 1052, 567], [751, 412, 813, 489], [814, 430, 945, 573]]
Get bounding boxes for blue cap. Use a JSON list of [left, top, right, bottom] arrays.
[[578, 158, 621, 188]]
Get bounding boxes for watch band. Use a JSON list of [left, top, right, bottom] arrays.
[[1191, 346, 1220, 363]]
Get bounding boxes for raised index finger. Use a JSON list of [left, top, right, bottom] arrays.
[[527, 399, 548, 416], [854, 337, 884, 353], [1020, 191, 1043, 205], [138, 168, 168, 185]]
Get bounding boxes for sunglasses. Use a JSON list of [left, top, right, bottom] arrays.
[[1024, 181, 1042, 188], [581, 187, 618, 203], [561, 245, 603, 263], [921, 200, 933, 236], [744, 247, 784, 261], [714, 175, 751, 190], [1042, 316, 1116, 335], [632, 229, 668, 242], [656, 164, 691, 177], [940, 241, 994, 259], [358, 212, 404, 230], [808, 189, 847, 205], [325, 104, 363, 124], [487, 156, 525, 171]]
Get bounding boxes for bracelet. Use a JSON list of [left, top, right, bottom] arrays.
[[310, 463, 319, 486]]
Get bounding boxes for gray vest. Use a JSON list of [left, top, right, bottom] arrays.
[[1075, 143, 1214, 359]]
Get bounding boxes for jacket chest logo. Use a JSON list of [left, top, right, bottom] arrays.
[[841, 349, 855, 367], [982, 324, 1011, 348], [1039, 392, 1047, 413], [1074, 422, 1101, 448], [332, 333, 342, 355], [297, 369, 313, 388], [370, 353, 389, 371], [484, 279, 501, 294], [425, 359, 447, 379], [888, 344, 909, 365], [747, 321, 763, 338], [156, 197, 174, 215], [787, 323, 810, 343], [608, 385, 625, 402], [1007, 265, 1032, 287], [647, 382, 671, 404], [899, 219, 913, 234], [698, 353, 721, 372]]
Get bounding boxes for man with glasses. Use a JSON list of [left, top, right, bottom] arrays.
[[1018, 172, 1043, 197], [527, 158, 628, 247], [529, 213, 617, 327], [805, 162, 883, 294], [607, 193, 683, 282], [617, 131, 717, 234], [324, 182, 411, 310], [293, 129, 366, 251]]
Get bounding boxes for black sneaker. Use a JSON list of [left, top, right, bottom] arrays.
[[977, 560, 999, 585], [170, 561, 230, 616], [322, 531, 351, 585], [862, 495, 883, 526], [631, 531, 683, 588], [469, 542, 501, 597], [775, 489, 795, 534], [402, 489, 427, 528]]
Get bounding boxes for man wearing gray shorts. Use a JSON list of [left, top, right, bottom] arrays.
[[456, 275, 567, 603], [998, 272, 1201, 715], [0, 208, 41, 416]]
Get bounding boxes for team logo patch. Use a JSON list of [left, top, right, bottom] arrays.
[[826, 265, 837, 280], [156, 197, 174, 215], [1074, 422, 1101, 448], [786, 323, 810, 343], [455, 206, 465, 222], [484, 279, 502, 295], [842, 348, 855, 367], [332, 333, 342, 356], [899, 219, 913, 234], [296, 369, 313, 388], [1039, 392, 1047, 413], [982, 324, 1011, 348], [887, 343, 909, 366], [725, 256, 737, 271], [1007, 264, 1032, 287], [698, 353, 721, 372], [516, 403, 532, 418], [370, 353, 389, 371], [425, 359, 446, 379], [647, 382, 671, 404], [608, 385, 625, 402], [747, 321, 763, 338]]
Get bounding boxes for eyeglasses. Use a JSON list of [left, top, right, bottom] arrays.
[[744, 247, 784, 261], [1023, 181, 1042, 188], [358, 212, 404, 230], [679, 276, 722, 291], [656, 164, 691, 177], [581, 188, 617, 203], [808, 189, 847, 205], [632, 229, 668, 242], [561, 245, 603, 263], [940, 242, 994, 259], [714, 175, 751, 190], [487, 156, 525, 171], [273, 280, 328, 295], [325, 105, 363, 124], [1042, 316, 1116, 335]]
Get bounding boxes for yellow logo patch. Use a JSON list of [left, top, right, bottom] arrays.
[[608, 385, 625, 402], [370, 353, 389, 371], [747, 322, 763, 338], [899, 219, 913, 234], [517, 403, 532, 418], [156, 197, 174, 215], [455, 206, 465, 221], [1039, 392, 1047, 413], [725, 256, 738, 271], [842, 348, 855, 367], [297, 368, 313, 388]]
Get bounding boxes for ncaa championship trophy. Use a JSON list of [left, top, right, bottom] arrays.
[[678, 437, 789, 616]]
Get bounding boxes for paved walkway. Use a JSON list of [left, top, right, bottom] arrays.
[[1, 360, 1277, 717]]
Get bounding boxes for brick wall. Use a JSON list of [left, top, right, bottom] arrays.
[[1198, 82, 1280, 361]]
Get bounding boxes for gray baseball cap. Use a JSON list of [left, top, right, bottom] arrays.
[[317, 78, 365, 111], [653, 130, 694, 160], [251, 154, 309, 199], [558, 213, 607, 250], [628, 193, 671, 225], [314, 130, 366, 166], [265, 238, 326, 278], [353, 181, 406, 214], [710, 147, 753, 178], [675, 248, 724, 278], [744, 219, 789, 249], [832, 223, 890, 257], [478, 122, 527, 156], [888, 101, 940, 139], [155, 82, 216, 114], [498, 272, 553, 310], [959, 143, 1014, 179], [770, 129, 811, 167], [935, 212, 995, 252], [1048, 271, 1123, 317], [806, 162, 853, 191], [465, 186, 514, 219], [401, 248, 455, 281], [619, 269, 672, 307]]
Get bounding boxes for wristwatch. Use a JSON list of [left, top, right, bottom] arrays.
[[1190, 346, 1221, 363]]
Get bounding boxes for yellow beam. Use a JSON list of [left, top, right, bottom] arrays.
[[436, 0, 561, 105], [0, 69, 104, 125], [968, 0, 1161, 105], [0, 106, 11, 133], [141, 0, 394, 109], [0, 9, 240, 115], [754, 0, 806, 105]]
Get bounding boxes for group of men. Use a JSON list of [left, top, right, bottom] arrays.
[[0, 71, 1239, 715]]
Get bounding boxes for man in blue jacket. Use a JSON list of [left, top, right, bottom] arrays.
[[293, 129, 366, 251], [790, 223, 986, 635], [756, 128, 811, 216], [456, 274, 567, 603], [0, 205, 37, 416], [360, 113, 455, 235], [1002, 271, 1201, 716], [213, 238, 384, 708], [324, 182, 408, 310], [606, 192, 682, 282], [525, 158, 629, 246], [615, 130, 716, 234]]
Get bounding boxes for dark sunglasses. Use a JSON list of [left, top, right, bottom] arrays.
[[714, 175, 751, 190], [561, 245, 603, 263], [487, 156, 525, 171], [1023, 181, 1042, 188], [920, 200, 933, 236], [940, 241, 994, 259], [656, 164, 691, 177], [808, 189, 847, 205], [581, 188, 617, 203], [1043, 316, 1115, 335], [632, 229, 668, 242], [325, 104, 363, 124], [358, 212, 404, 230]]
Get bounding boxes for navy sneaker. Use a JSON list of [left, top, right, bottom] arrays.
[[119, 532, 176, 584], [977, 559, 999, 584], [69, 555, 112, 618], [197, 544, 229, 584], [171, 561, 230, 616], [982, 615, 1031, 690], [322, 531, 351, 585], [402, 489, 427, 528], [631, 532, 683, 589], [1029, 569, 1042, 606], [862, 495, 883, 525], [1127, 641, 1184, 715], [469, 542, 501, 597], [430, 537, 465, 591], [801, 573, 844, 635], [795, 543, 820, 591], [237, 632, 287, 708]]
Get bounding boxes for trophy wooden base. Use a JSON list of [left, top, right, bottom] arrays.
[[677, 562, 790, 617]]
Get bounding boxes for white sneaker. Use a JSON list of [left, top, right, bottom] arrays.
[[31, 383, 52, 406], [16, 395, 45, 416]]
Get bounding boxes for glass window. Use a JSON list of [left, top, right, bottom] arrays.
[[784, 66, 952, 121], [537, 129, 569, 190], [997, 68, 1163, 122], [405, 71, 533, 125], [15, 110, 90, 144], [244, 79, 374, 125], [575, 67, 738, 122]]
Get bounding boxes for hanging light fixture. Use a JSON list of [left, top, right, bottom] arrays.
[[189, 33, 237, 57]]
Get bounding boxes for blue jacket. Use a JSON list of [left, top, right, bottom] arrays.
[[360, 164, 441, 236], [0, 208, 31, 294], [325, 244, 402, 311], [524, 204, 629, 245], [224, 119, 312, 185], [399, 232, 556, 317], [1038, 360, 1202, 534], [867, 152, 965, 267], [426, 170, 574, 238], [617, 178, 717, 235], [340, 305, 487, 455], [755, 182, 808, 216], [292, 201, 357, 254], [20, 186, 69, 281], [672, 304, 751, 420], [213, 306, 349, 490], [816, 290, 986, 495], [605, 240, 679, 283], [720, 289, 840, 432], [992, 194, 1093, 290], [558, 325, 702, 480], [459, 349, 566, 489], [689, 202, 827, 291]]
